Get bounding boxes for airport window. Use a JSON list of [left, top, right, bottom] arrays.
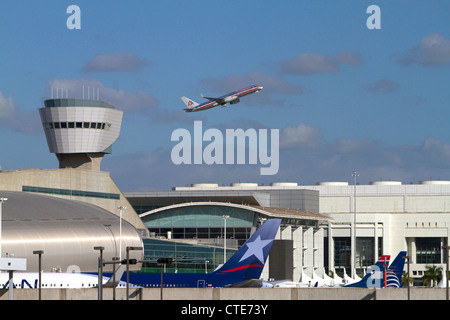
[[22, 186, 120, 200], [334, 237, 351, 271], [416, 237, 441, 264], [45, 122, 112, 131]]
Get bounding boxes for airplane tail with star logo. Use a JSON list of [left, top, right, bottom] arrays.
[[214, 219, 281, 279]]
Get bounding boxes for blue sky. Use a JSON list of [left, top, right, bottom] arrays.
[[1, 1, 450, 190]]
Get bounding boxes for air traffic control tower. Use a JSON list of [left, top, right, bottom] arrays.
[[39, 98, 123, 171]]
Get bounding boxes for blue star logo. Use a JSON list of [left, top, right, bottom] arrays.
[[238, 235, 273, 264]]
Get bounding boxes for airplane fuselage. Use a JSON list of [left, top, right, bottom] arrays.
[[184, 85, 263, 112]]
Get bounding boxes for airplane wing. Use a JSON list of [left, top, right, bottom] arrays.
[[200, 94, 226, 104]]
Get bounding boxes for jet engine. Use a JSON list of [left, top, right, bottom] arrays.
[[224, 96, 239, 103]]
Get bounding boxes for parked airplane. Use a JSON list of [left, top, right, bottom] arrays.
[[344, 255, 391, 288], [0, 218, 280, 289], [345, 251, 407, 288], [235, 254, 392, 288], [0, 266, 131, 289], [182, 85, 263, 112], [113, 218, 280, 288], [385, 251, 407, 288]]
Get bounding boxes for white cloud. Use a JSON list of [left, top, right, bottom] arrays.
[[280, 51, 363, 75], [364, 78, 400, 94], [280, 123, 322, 149], [82, 52, 149, 72], [395, 32, 450, 65], [0, 91, 16, 118], [0, 91, 42, 135]]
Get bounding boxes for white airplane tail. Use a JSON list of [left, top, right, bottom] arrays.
[[181, 96, 199, 109]]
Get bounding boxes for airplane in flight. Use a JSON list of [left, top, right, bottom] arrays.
[[0, 218, 281, 289], [181, 85, 263, 112]]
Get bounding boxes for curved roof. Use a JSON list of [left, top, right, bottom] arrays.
[[139, 201, 331, 222], [0, 191, 143, 273]]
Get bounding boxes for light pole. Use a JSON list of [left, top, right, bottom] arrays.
[[442, 246, 449, 300], [157, 258, 173, 300], [94, 246, 104, 300], [222, 215, 229, 264], [126, 246, 142, 300], [0, 197, 8, 258], [117, 206, 126, 261], [403, 255, 411, 300], [351, 171, 359, 278], [33, 250, 44, 300]]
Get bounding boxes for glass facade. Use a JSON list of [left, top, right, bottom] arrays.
[[143, 205, 254, 227], [141, 238, 236, 273], [331, 237, 381, 275], [22, 186, 120, 200], [143, 205, 254, 246], [416, 237, 441, 264], [334, 237, 351, 271]]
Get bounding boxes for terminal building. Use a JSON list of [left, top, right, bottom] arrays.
[[125, 180, 450, 284]]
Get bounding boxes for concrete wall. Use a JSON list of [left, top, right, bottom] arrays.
[[3, 287, 449, 300], [0, 169, 146, 232]]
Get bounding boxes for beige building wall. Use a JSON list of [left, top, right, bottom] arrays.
[[0, 168, 147, 233]]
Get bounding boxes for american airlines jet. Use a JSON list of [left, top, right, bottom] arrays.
[[0, 219, 280, 289], [181, 85, 263, 112]]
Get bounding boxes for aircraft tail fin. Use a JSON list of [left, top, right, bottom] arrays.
[[386, 251, 407, 288], [213, 219, 281, 279], [345, 254, 390, 288], [181, 96, 199, 110]]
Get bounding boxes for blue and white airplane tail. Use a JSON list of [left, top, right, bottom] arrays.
[[345, 251, 407, 288], [345, 254, 390, 288], [386, 251, 407, 288], [181, 96, 199, 110], [214, 219, 281, 280]]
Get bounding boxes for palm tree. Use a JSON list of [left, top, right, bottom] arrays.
[[422, 265, 442, 287], [401, 271, 413, 287]]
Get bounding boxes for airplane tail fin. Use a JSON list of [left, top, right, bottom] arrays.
[[386, 251, 407, 288], [181, 96, 199, 110], [213, 219, 281, 280], [345, 254, 390, 288]]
